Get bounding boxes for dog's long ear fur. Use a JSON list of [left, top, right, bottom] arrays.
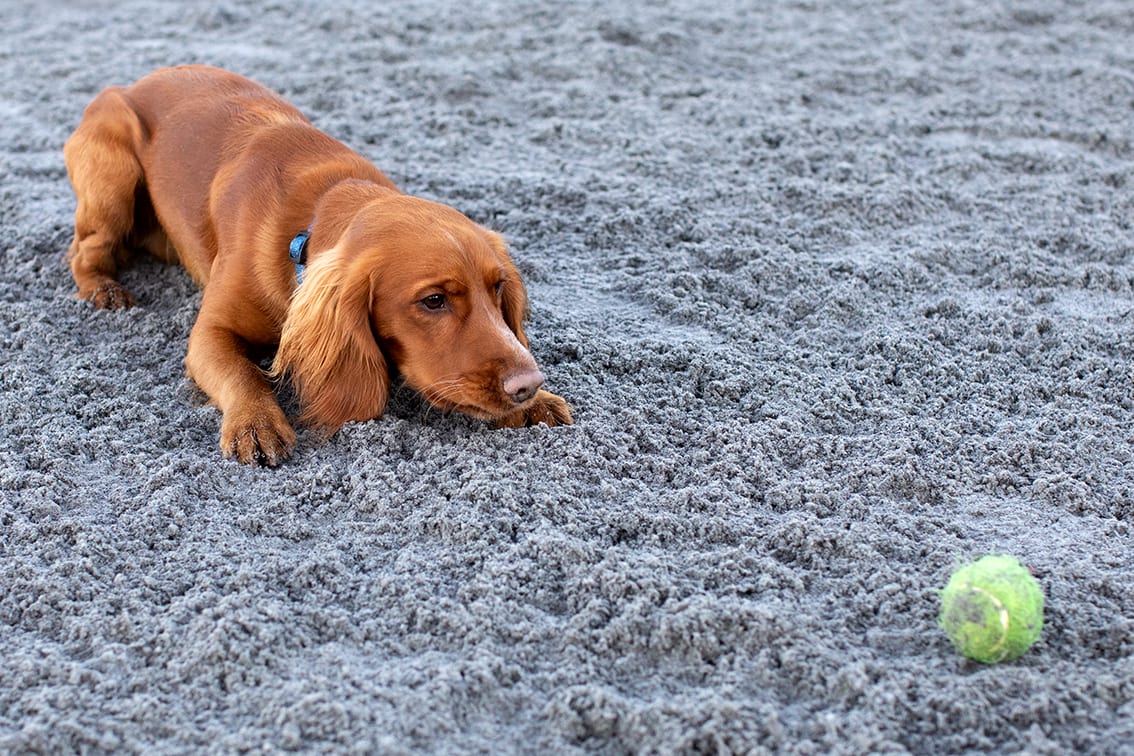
[[270, 248, 388, 432], [491, 235, 531, 348]]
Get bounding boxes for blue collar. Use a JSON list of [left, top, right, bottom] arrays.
[[289, 229, 311, 284]]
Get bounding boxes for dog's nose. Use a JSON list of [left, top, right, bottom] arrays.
[[503, 369, 545, 404]]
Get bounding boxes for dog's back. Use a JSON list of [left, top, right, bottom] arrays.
[[65, 65, 391, 292]]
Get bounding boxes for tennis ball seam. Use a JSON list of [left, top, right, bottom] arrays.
[[962, 584, 1010, 662]]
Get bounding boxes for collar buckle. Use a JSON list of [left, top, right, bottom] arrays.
[[289, 230, 311, 284]]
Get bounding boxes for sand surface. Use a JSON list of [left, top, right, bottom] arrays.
[[2, 0, 1133, 752]]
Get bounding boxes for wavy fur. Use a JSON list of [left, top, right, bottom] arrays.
[[270, 247, 389, 432]]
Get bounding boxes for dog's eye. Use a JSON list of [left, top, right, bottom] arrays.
[[420, 293, 447, 311], [494, 280, 505, 298]]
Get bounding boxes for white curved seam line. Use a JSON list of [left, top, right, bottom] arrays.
[[967, 584, 1010, 661]]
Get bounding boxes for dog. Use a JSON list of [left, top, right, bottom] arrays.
[[64, 65, 572, 465]]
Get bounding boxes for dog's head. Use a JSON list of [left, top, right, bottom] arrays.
[[272, 186, 545, 432]]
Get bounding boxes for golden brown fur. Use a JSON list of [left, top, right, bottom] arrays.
[[64, 65, 571, 465]]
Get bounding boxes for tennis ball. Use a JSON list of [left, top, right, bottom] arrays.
[[938, 555, 1044, 663]]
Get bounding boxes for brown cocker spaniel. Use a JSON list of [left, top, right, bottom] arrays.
[[64, 65, 571, 465]]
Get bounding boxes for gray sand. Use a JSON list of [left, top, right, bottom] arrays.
[[2, 0, 1133, 752]]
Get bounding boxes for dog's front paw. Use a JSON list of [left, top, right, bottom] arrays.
[[495, 389, 573, 429], [220, 410, 297, 466], [82, 281, 136, 310]]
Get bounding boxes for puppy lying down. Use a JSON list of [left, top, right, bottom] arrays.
[[64, 65, 571, 465]]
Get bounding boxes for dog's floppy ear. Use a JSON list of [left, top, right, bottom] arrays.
[[491, 235, 531, 348], [270, 247, 388, 432]]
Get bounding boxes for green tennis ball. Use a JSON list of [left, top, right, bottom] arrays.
[[938, 555, 1044, 663]]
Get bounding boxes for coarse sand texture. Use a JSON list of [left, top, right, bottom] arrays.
[[2, 1, 1132, 752]]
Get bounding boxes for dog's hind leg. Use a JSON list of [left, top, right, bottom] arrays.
[[63, 87, 147, 309]]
